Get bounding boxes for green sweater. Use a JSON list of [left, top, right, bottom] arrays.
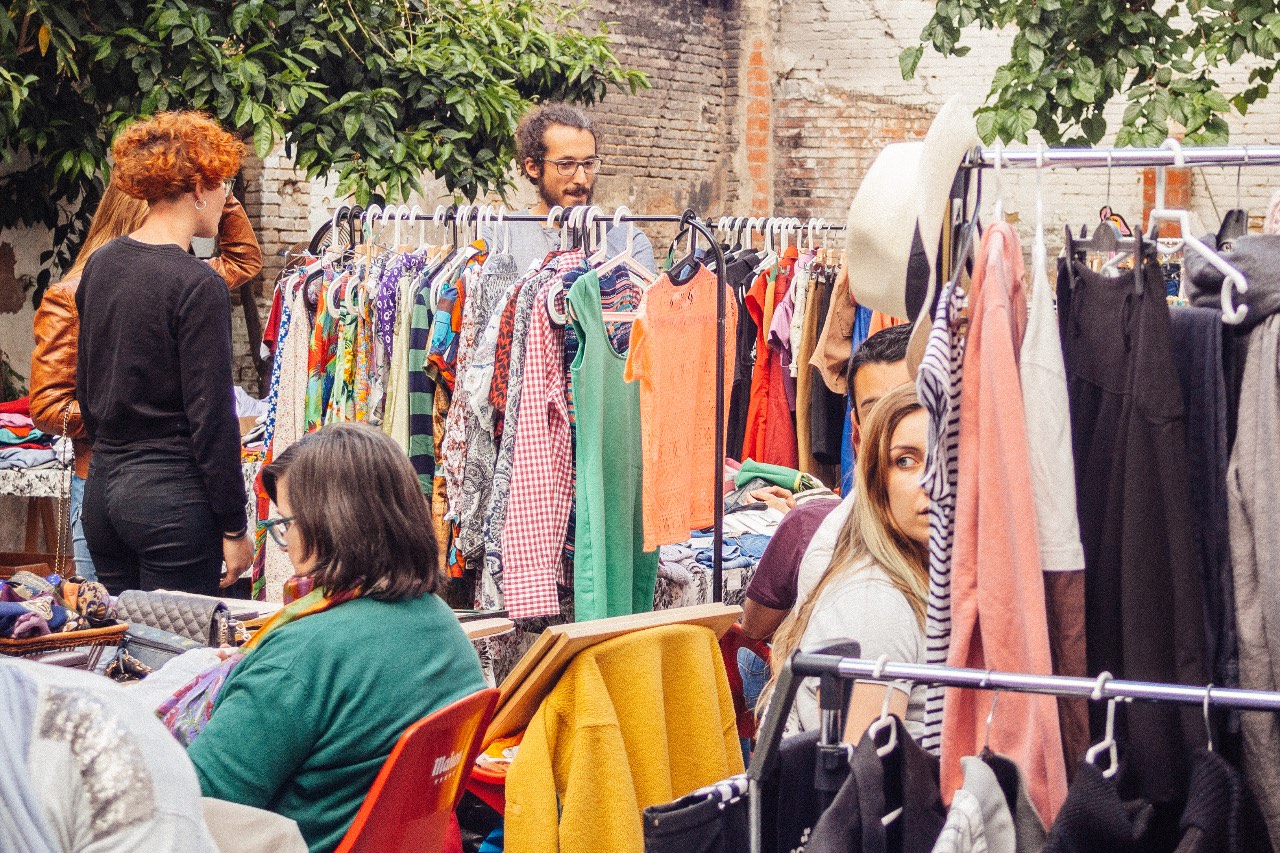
[[189, 593, 486, 852]]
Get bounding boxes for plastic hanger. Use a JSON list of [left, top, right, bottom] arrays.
[[1204, 684, 1216, 753], [1085, 672, 1120, 779], [862, 656, 902, 827], [991, 140, 1007, 223], [496, 207, 510, 256], [1217, 150, 1249, 249], [1146, 139, 1249, 322], [596, 206, 657, 286]]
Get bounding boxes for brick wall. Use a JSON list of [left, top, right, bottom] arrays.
[[771, 0, 1280, 261], [555, 0, 739, 243], [230, 151, 315, 393]]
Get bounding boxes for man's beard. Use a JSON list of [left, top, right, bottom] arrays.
[[537, 175, 592, 209]]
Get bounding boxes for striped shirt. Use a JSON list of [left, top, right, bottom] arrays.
[[915, 271, 969, 755]]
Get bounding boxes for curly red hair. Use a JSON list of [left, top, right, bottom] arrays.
[[111, 112, 246, 202]]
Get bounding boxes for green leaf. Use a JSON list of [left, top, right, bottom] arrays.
[[975, 110, 997, 143], [253, 121, 275, 158], [899, 46, 924, 80], [343, 112, 361, 141]]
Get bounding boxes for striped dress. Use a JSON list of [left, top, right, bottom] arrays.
[[914, 270, 969, 755]]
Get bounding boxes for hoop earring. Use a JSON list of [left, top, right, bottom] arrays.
[[194, 199, 207, 211]]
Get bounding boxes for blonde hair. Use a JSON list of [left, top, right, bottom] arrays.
[[760, 383, 929, 712], [65, 181, 149, 279]]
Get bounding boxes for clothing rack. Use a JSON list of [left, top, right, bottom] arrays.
[[323, 204, 731, 604], [745, 650, 1280, 853], [964, 143, 1280, 169]]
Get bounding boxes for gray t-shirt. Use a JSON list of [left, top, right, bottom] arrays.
[[791, 554, 928, 740], [482, 216, 656, 275]]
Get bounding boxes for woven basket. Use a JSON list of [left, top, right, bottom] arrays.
[[0, 621, 128, 669]]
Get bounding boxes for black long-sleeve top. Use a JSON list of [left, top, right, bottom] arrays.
[[76, 236, 247, 533]]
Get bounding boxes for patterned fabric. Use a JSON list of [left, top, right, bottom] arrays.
[[442, 251, 508, 522], [407, 277, 437, 490], [429, 243, 487, 390], [915, 268, 969, 755], [260, 271, 298, 456], [452, 254, 520, 559], [325, 269, 362, 424], [352, 286, 377, 420], [259, 281, 313, 601], [375, 251, 415, 367], [383, 259, 433, 446], [303, 270, 346, 432], [491, 256, 568, 435]]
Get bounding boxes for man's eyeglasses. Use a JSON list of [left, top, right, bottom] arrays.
[[262, 515, 294, 549], [545, 157, 603, 177]]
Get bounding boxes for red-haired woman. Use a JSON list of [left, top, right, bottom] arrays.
[[76, 112, 253, 596]]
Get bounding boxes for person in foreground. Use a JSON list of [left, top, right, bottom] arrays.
[[188, 422, 487, 853], [761, 383, 931, 740], [76, 111, 253, 595]]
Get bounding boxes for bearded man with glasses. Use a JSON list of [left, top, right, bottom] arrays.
[[487, 102, 656, 274]]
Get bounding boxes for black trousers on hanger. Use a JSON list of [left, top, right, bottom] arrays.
[[1057, 259, 1209, 807]]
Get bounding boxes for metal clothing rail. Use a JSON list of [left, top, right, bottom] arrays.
[[745, 650, 1280, 853], [965, 143, 1280, 169], [790, 653, 1280, 712], [324, 204, 730, 604]]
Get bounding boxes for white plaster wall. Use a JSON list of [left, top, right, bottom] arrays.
[[777, 0, 1280, 252]]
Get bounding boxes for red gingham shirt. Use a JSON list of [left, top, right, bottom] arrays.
[[501, 259, 581, 618]]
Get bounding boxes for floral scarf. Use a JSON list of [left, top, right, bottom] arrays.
[[158, 585, 360, 746]]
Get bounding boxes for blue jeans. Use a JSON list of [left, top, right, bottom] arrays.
[[69, 474, 98, 581]]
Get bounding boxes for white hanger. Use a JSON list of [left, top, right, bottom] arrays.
[[1146, 138, 1249, 323], [863, 655, 903, 827], [1204, 684, 1216, 753], [454, 204, 472, 246], [406, 205, 425, 250], [390, 205, 406, 249], [1085, 672, 1120, 779], [595, 206, 656, 285], [362, 204, 383, 246], [991, 140, 1007, 223], [495, 207, 510, 256]]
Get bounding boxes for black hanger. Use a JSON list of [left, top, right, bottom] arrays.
[[1132, 227, 1147, 296], [1217, 208, 1248, 250], [668, 209, 703, 284]]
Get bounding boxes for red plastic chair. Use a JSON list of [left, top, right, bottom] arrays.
[[333, 687, 500, 853]]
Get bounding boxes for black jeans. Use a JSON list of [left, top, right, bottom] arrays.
[[83, 448, 223, 596]]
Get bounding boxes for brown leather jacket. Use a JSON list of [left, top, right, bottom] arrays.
[[30, 194, 263, 478]]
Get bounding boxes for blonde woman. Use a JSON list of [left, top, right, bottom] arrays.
[[764, 383, 931, 740]]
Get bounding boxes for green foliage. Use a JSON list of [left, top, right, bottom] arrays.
[[0, 0, 647, 302], [903, 0, 1271, 147]]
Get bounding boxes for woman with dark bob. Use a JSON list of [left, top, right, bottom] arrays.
[[76, 111, 253, 595], [188, 422, 487, 853]]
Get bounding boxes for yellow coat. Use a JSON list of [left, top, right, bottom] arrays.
[[505, 624, 745, 853]]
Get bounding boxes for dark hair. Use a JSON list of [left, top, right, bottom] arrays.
[[261, 423, 443, 601], [515, 103, 598, 183], [846, 323, 912, 400]]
